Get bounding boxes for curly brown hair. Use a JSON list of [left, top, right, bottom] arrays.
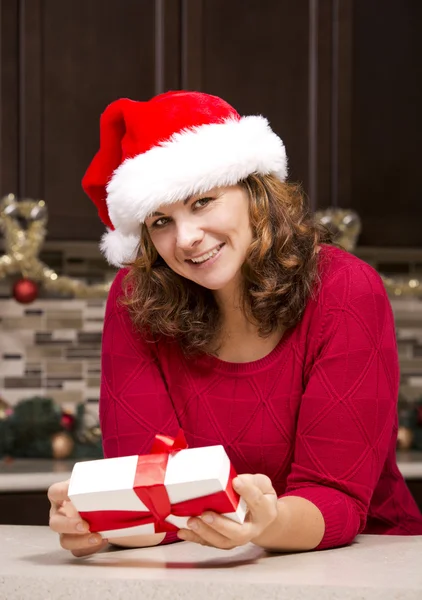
[[122, 174, 332, 356]]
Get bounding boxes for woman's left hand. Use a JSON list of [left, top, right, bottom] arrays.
[[177, 473, 278, 549]]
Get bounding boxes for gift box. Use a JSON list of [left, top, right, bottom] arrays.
[[68, 431, 247, 538]]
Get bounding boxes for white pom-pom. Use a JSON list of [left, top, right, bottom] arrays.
[[99, 228, 140, 267]]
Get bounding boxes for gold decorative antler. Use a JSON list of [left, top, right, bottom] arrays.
[[0, 194, 110, 298]]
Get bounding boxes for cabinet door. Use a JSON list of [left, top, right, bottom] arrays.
[[17, 0, 181, 240], [0, 0, 19, 196], [180, 0, 334, 211], [349, 0, 422, 247]]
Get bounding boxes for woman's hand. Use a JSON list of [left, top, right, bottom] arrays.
[[177, 473, 278, 550], [48, 479, 108, 557]]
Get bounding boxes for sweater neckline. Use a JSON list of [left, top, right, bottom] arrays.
[[197, 326, 294, 374]]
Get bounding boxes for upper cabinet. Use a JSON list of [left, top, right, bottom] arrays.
[[0, 0, 180, 240], [0, 0, 421, 246], [349, 0, 422, 247], [180, 0, 334, 213]]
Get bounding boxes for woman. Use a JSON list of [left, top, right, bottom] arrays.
[[48, 91, 422, 557]]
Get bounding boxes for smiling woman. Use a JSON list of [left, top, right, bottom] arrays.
[[48, 90, 422, 559]]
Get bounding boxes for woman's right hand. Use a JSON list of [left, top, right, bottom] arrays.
[[48, 479, 109, 557]]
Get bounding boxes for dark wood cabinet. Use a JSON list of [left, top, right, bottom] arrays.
[[0, 491, 51, 526], [180, 0, 334, 213], [0, 0, 19, 197], [0, 0, 421, 246], [348, 0, 422, 247], [0, 0, 181, 240]]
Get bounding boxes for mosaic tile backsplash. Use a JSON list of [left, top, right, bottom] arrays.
[[1, 293, 422, 416], [0, 298, 105, 412]]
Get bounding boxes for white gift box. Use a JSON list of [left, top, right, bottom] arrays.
[[69, 444, 247, 538]]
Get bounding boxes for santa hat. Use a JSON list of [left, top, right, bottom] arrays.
[[82, 90, 288, 267]]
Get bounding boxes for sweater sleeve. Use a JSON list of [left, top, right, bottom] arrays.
[[100, 269, 180, 545], [281, 261, 400, 549]]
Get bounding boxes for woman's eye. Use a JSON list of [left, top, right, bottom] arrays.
[[193, 197, 213, 209], [152, 217, 170, 228]]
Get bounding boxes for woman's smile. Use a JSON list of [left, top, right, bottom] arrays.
[[185, 243, 225, 268]]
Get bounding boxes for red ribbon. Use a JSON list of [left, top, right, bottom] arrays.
[[80, 430, 241, 534], [133, 429, 188, 524]]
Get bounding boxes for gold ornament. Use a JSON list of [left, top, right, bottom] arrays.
[[51, 431, 74, 459], [315, 208, 422, 298], [381, 276, 422, 299], [0, 194, 111, 298], [315, 208, 362, 252], [396, 426, 414, 451]]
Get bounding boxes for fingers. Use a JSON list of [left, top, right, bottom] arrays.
[[47, 480, 70, 510], [49, 509, 90, 535], [59, 532, 106, 552], [177, 473, 278, 550], [233, 474, 277, 522], [178, 514, 250, 550], [234, 473, 276, 497], [177, 529, 211, 547], [71, 538, 109, 558], [48, 478, 107, 557]]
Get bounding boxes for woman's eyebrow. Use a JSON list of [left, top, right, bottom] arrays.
[[150, 195, 196, 217]]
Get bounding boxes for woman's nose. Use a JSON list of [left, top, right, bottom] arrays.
[[175, 222, 204, 249]]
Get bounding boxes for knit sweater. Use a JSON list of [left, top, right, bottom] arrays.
[[100, 245, 422, 549]]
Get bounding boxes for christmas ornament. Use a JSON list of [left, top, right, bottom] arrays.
[[60, 412, 75, 431], [315, 208, 362, 252], [0, 396, 12, 420], [0, 194, 111, 298], [397, 426, 414, 451], [314, 207, 422, 298], [12, 278, 39, 304], [51, 431, 74, 459]]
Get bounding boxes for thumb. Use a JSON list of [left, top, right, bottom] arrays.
[[48, 479, 70, 508]]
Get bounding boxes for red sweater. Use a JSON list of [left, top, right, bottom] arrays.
[[100, 245, 422, 549]]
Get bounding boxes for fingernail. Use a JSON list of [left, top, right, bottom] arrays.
[[188, 520, 198, 531], [89, 535, 101, 545], [76, 522, 87, 532], [177, 531, 187, 540], [202, 514, 214, 524]]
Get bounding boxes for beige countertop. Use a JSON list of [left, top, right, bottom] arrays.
[[0, 451, 422, 493], [0, 526, 421, 600]]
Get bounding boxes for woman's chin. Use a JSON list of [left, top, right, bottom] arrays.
[[192, 272, 238, 291], [192, 278, 227, 291], [179, 262, 240, 291]]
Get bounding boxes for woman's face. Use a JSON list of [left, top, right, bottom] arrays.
[[145, 185, 253, 292]]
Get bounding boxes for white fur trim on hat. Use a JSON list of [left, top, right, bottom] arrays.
[[100, 228, 140, 267], [106, 116, 287, 236]]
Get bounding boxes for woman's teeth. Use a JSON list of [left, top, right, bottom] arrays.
[[190, 244, 223, 264]]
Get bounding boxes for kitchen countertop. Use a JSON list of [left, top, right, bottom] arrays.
[[0, 526, 421, 600], [0, 458, 76, 492], [1, 451, 422, 492]]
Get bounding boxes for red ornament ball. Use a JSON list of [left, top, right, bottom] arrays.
[[12, 278, 39, 304], [60, 412, 75, 431]]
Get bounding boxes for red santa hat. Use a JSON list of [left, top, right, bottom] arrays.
[[82, 90, 288, 267]]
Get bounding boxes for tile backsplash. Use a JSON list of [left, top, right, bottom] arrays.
[[0, 298, 104, 412], [1, 294, 422, 416]]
